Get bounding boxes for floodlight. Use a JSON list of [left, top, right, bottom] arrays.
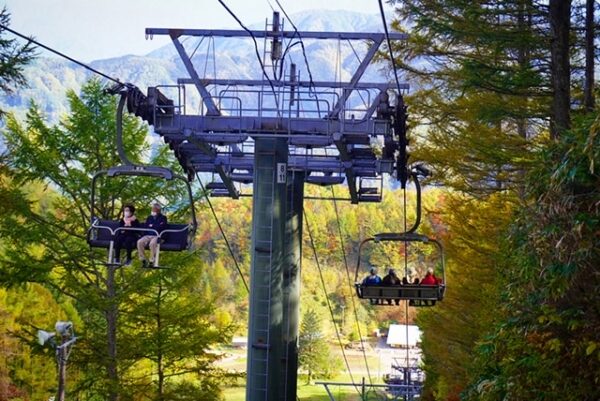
[[37, 330, 56, 346], [55, 321, 73, 336]]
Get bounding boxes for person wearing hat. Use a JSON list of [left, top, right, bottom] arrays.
[[137, 203, 168, 267], [420, 267, 438, 285], [382, 268, 401, 305]]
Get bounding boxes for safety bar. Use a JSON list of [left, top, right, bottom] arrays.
[[88, 219, 194, 268], [353, 231, 445, 286]]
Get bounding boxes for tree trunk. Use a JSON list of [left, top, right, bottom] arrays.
[[106, 266, 119, 401], [584, 0, 595, 111], [549, 0, 572, 138], [516, 0, 532, 197], [517, 0, 531, 140]]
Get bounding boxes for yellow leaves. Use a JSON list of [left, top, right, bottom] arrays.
[[545, 338, 562, 353], [585, 342, 598, 356]]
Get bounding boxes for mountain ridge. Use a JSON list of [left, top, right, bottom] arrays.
[[1, 9, 393, 122]]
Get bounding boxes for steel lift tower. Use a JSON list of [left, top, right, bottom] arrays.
[[136, 13, 408, 401]]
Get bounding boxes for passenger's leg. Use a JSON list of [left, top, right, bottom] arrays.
[[124, 237, 135, 262], [137, 236, 151, 261], [113, 236, 123, 263], [149, 237, 159, 263]]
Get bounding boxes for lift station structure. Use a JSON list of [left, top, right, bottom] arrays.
[[128, 13, 408, 401]]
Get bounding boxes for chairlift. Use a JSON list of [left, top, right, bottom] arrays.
[[352, 163, 445, 307], [354, 232, 446, 307], [86, 85, 197, 269], [87, 165, 197, 268]]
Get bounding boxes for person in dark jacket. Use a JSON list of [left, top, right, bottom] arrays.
[[137, 203, 168, 267], [382, 268, 401, 305], [114, 204, 140, 266]]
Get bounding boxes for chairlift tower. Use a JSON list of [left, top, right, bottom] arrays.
[[139, 13, 408, 401]]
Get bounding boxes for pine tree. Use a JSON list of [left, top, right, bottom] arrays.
[[123, 267, 233, 401], [389, 0, 548, 194], [0, 79, 229, 400], [298, 309, 332, 384], [0, 7, 35, 116]]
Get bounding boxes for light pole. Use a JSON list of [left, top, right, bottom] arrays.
[[38, 321, 77, 401]]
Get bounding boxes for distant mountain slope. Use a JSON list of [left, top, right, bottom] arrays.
[[2, 10, 393, 122]]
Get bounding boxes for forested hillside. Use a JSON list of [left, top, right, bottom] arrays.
[[0, 78, 445, 398], [0, 1, 599, 401], [384, 1, 600, 400]]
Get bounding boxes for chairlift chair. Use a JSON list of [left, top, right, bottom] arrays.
[[354, 232, 446, 307], [87, 164, 198, 268]]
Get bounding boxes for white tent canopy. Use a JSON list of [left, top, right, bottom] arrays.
[[387, 324, 422, 348]]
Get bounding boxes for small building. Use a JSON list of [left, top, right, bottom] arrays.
[[386, 324, 422, 348]]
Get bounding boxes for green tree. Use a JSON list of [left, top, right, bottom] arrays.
[[389, 0, 546, 194], [0, 79, 228, 400], [123, 267, 233, 401], [0, 7, 35, 117], [463, 114, 600, 401], [299, 309, 335, 384], [383, 2, 599, 400]]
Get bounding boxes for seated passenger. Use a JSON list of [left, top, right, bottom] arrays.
[[403, 268, 415, 286], [114, 204, 140, 266], [413, 278, 420, 285], [362, 267, 382, 305], [382, 268, 401, 305], [420, 267, 438, 285], [137, 203, 168, 268], [382, 268, 401, 286], [362, 267, 382, 286]]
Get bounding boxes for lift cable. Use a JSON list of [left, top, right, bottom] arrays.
[[330, 186, 374, 386], [403, 188, 411, 371], [378, 0, 413, 375], [196, 172, 250, 293], [0, 24, 122, 85], [304, 212, 364, 399], [216, 0, 281, 115], [377, 0, 403, 95]]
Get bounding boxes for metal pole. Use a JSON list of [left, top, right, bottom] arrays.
[[281, 170, 304, 401], [361, 377, 365, 401], [246, 137, 289, 401], [56, 336, 66, 401]]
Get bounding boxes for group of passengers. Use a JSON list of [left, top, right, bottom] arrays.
[[362, 266, 442, 305], [363, 266, 440, 286], [113, 203, 168, 267]]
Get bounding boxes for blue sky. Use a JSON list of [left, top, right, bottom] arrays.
[[3, 0, 388, 61]]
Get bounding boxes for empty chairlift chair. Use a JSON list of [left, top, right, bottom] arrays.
[[354, 232, 446, 307], [87, 165, 198, 268]]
